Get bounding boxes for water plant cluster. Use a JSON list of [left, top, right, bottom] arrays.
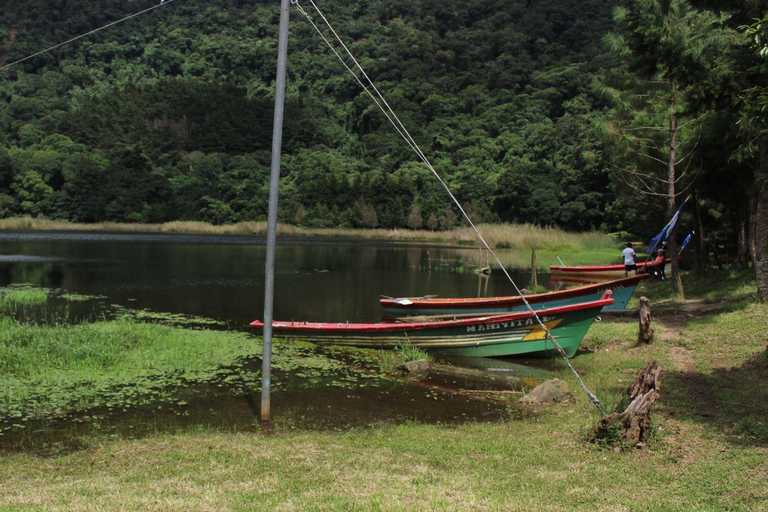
[[0, 286, 401, 446]]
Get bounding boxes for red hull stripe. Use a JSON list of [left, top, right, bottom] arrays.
[[250, 292, 613, 333], [380, 275, 646, 310], [549, 258, 675, 273]]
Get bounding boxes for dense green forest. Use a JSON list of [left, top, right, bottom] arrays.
[[1, 0, 767, 296], [0, 0, 627, 230]]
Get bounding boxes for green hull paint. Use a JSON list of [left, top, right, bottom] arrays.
[[268, 306, 602, 358]]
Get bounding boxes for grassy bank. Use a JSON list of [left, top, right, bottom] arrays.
[[1, 271, 767, 509]]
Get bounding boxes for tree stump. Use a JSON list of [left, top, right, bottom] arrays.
[[638, 296, 653, 344], [589, 361, 661, 448]]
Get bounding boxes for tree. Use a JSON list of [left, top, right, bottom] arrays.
[[604, 0, 724, 296], [738, 17, 768, 299], [439, 208, 457, 231], [14, 170, 53, 215], [358, 202, 379, 229], [685, 1, 768, 299], [294, 204, 307, 225], [426, 212, 438, 230], [406, 201, 424, 230]]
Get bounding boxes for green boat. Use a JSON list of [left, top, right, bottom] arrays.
[[250, 292, 613, 358]]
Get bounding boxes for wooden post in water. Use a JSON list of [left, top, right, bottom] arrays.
[[638, 296, 653, 344], [530, 245, 538, 289], [261, 0, 291, 423]]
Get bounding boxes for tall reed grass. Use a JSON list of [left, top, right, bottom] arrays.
[[0, 217, 617, 249]]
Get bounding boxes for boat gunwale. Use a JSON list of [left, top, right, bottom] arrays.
[[250, 292, 613, 333], [380, 275, 646, 310], [549, 258, 675, 273]]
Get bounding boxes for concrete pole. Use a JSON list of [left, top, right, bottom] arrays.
[[262, 0, 291, 423]]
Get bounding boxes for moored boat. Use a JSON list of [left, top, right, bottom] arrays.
[[380, 275, 646, 318], [250, 292, 613, 358], [549, 260, 670, 280]]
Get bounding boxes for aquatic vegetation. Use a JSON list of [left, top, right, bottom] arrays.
[[58, 292, 108, 302], [395, 336, 431, 363], [0, 284, 49, 308], [0, 285, 69, 324], [0, 306, 398, 439], [110, 305, 228, 328], [0, 317, 257, 418], [0, 280, 536, 450]]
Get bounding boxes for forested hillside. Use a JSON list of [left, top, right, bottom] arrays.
[[1, 0, 768, 292], [0, 0, 624, 231]]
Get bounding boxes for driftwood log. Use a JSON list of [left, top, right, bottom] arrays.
[[638, 296, 653, 344], [590, 360, 661, 448]]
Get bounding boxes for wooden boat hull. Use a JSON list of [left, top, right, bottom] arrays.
[[250, 293, 613, 358], [549, 260, 670, 280], [380, 275, 645, 318]]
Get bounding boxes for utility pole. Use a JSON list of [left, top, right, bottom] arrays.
[[261, 0, 291, 423]]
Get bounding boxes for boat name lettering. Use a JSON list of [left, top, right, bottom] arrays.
[[466, 318, 534, 333]]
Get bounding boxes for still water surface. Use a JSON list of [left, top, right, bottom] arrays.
[[0, 231, 553, 324]]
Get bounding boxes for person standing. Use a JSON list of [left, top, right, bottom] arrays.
[[622, 242, 637, 277]]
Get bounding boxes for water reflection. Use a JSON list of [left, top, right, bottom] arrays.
[[0, 231, 552, 324]]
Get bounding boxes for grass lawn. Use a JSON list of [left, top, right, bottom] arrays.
[[1, 270, 767, 510]]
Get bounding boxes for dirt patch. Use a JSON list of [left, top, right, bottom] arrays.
[[660, 325, 684, 342], [653, 299, 727, 320], [652, 300, 725, 339], [680, 301, 725, 316], [669, 346, 720, 418], [670, 346, 696, 373]]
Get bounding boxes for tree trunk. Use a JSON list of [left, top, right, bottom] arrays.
[[667, 84, 684, 297], [756, 137, 768, 300], [590, 361, 661, 448], [750, 193, 758, 270], [692, 190, 708, 273], [711, 242, 724, 271], [737, 211, 751, 269]]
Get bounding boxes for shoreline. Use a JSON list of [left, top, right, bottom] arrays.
[[0, 216, 618, 243], [0, 217, 623, 268]]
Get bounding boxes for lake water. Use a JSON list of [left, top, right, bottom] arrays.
[[0, 230, 565, 449], [0, 231, 552, 325]]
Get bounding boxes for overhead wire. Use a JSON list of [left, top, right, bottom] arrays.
[[0, 0, 176, 72], [292, 0, 606, 415]]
